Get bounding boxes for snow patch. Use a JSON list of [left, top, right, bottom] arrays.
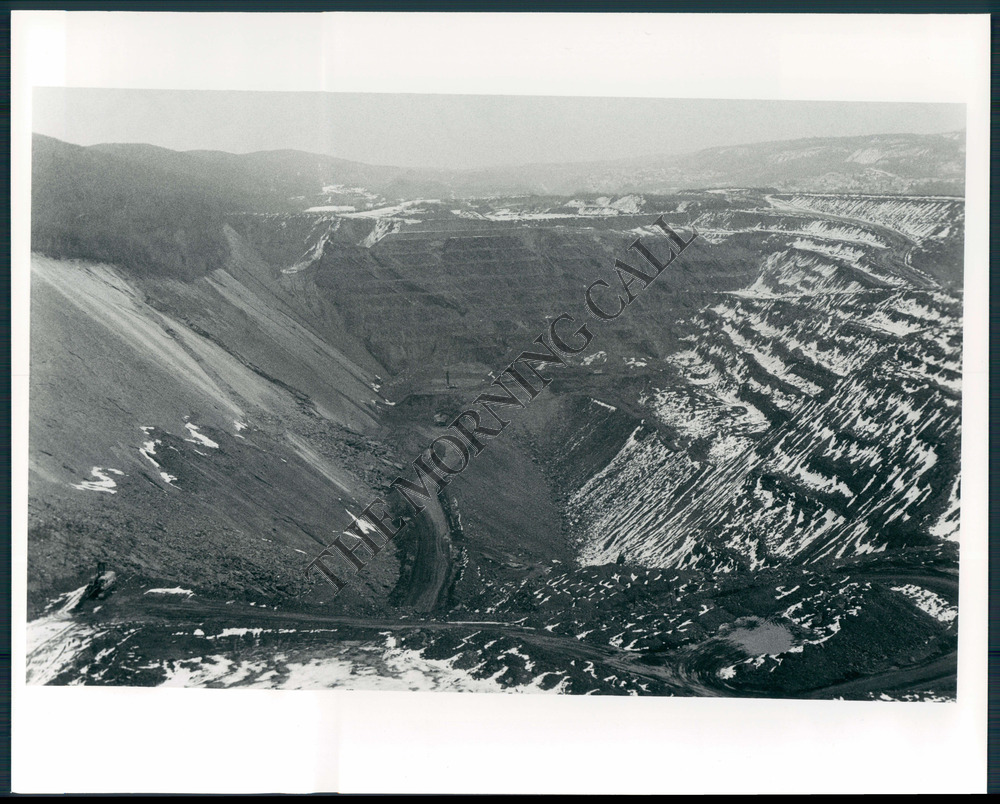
[[184, 423, 219, 449], [72, 467, 123, 494], [26, 585, 99, 685], [890, 585, 957, 624], [145, 587, 194, 597], [591, 399, 617, 412]]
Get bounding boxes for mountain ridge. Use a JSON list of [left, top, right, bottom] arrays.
[[43, 128, 966, 198]]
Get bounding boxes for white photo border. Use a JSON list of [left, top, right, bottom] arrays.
[[10, 10, 991, 794]]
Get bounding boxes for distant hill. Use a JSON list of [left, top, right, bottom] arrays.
[[32, 135, 236, 281], [461, 131, 966, 196], [31, 130, 965, 280]]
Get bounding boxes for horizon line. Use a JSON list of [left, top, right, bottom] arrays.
[[31, 127, 967, 174]]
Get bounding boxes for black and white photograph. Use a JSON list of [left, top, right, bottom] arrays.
[[25, 88, 969, 700], [10, 9, 990, 795]]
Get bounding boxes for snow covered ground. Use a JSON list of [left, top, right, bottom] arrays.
[[26, 585, 100, 685]]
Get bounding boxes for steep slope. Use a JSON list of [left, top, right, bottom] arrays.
[[28, 247, 398, 616], [565, 290, 961, 573]]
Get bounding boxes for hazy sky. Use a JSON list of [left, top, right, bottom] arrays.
[[33, 89, 964, 170]]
